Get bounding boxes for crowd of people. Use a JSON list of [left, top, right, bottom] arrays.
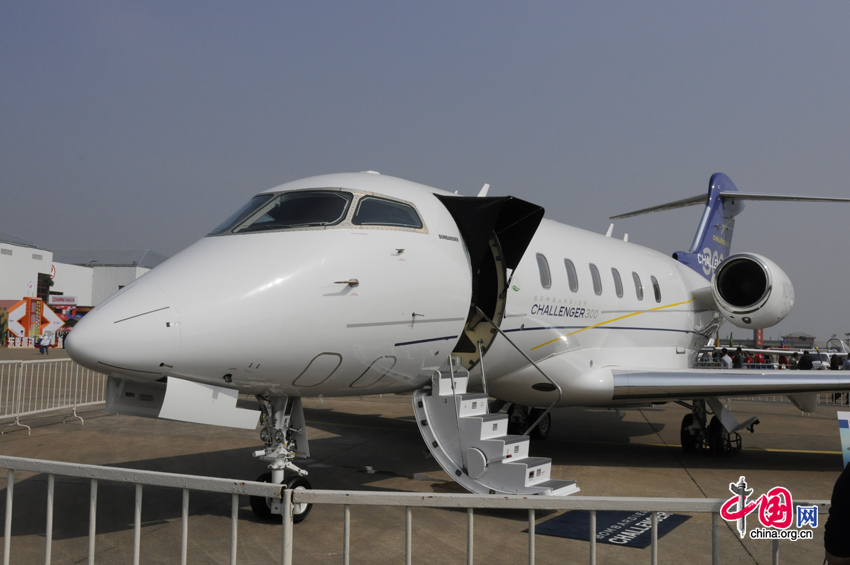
[[713, 346, 850, 371]]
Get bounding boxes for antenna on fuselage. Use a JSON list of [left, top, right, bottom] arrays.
[[605, 223, 614, 237]]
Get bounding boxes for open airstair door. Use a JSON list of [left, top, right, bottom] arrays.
[[434, 195, 544, 371]]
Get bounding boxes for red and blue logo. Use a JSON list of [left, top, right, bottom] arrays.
[[720, 476, 817, 541]]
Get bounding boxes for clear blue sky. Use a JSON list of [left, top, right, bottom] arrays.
[[2, 2, 848, 341]]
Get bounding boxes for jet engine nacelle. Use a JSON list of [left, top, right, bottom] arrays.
[[711, 253, 795, 329]]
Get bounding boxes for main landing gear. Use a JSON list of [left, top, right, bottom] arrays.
[[679, 399, 759, 455], [506, 403, 552, 439], [250, 396, 313, 523]]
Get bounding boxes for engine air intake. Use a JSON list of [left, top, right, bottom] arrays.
[[711, 253, 794, 329], [715, 257, 768, 308]]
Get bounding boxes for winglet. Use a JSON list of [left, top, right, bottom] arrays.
[[477, 183, 490, 197]]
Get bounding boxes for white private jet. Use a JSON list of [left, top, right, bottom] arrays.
[[66, 171, 850, 522]]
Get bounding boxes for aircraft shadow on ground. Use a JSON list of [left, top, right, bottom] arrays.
[[1, 405, 841, 539]]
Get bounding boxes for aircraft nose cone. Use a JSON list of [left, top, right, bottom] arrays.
[[66, 282, 180, 377]]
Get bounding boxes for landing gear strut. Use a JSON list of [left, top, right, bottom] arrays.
[[250, 396, 312, 522], [679, 399, 751, 455]]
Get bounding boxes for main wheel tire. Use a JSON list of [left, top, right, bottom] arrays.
[[250, 472, 277, 521], [286, 475, 313, 523], [529, 409, 551, 439], [507, 404, 529, 435], [680, 414, 698, 453], [707, 416, 727, 455]]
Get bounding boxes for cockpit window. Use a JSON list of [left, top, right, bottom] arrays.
[[208, 188, 427, 236], [229, 191, 352, 234], [208, 194, 275, 235], [352, 196, 423, 228]]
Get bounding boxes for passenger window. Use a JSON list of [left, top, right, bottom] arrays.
[[612, 268, 623, 298], [352, 196, 422, 228], [589, 263, 602, 295], [564, 259, 579, 292], [632, 272, 644, 301], [536, 254, 551, 289], [651, 276, 661, 303]]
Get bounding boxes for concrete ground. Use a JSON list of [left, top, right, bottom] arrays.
[[0, 347, 71, 362], [0, 353, 846, 563]]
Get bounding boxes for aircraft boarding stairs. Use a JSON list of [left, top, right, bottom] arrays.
[[413, 359, 579, 496]]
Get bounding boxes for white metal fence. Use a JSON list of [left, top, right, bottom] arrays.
[[0, 456, 830, 565], [0, 360, 107, 435]]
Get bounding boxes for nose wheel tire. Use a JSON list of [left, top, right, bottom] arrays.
[[250, 472, 313, 523], [285, 475, 313, 523]]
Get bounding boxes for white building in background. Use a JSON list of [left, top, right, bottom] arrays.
[[0, 231, 53, 300], [51, 250, 169, 306], [51, 262, 94, 306], [1, 231, 168, 308]]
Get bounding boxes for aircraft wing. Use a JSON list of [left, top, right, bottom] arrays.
[[611, 368, 850, 402]]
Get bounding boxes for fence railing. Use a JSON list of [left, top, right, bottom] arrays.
[[0, 456, 830, 565], [0, 455, 283, 565], [0, 360, 107, 435]]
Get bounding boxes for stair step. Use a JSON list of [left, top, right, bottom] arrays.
[[533, 479, 580, 496], [433, 369, 470, 396], [460, 413, 508, 440], [500, 435, 530, 461], [456, 393, 489, 417], [474, 434, 530, 462], [504, 456, 551, 486]]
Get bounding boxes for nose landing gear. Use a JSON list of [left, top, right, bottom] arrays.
[[250, 396, 313, 522], [250, 472, 313, 523]]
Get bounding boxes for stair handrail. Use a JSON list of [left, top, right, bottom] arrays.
[[474, 307, 562, 437], [447, 354, 467, 471], [476, 340, 488, 396]]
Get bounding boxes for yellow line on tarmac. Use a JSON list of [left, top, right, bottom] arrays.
[[753, 447, 842, 455], [530, 298, 696, 351], [639, 442, 841, 455]]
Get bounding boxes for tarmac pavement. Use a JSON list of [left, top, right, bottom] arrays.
[[0, 352, 846, 564]]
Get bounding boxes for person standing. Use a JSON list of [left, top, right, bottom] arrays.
[[844, 355, 850, 371], [733, 347, 744, 369], [790, 352, 799, 370], [824, 463, 850, 564], [798, 351, 814, 371], [720, 348, 733, 369]]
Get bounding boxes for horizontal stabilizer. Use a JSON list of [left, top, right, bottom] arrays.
[[610, 194, 706, 220], [611, 191, 850, 220]]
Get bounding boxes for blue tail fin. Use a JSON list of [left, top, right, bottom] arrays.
[[674, 173, 743, 280]]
